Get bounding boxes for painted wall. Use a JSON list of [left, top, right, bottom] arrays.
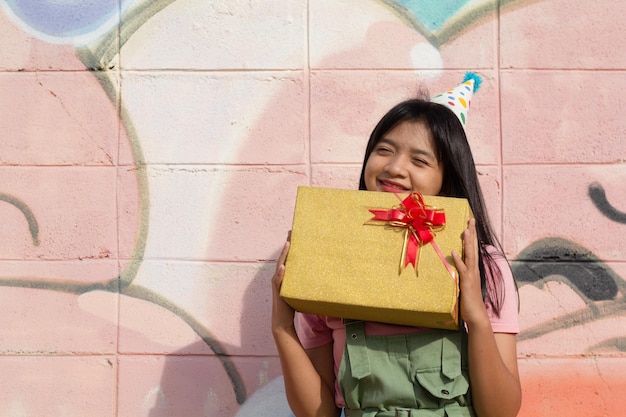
[[0, 1, 624, 416]]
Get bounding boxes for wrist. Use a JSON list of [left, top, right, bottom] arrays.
[[272, 323, 297, 339], [463, 311, 491, 333]]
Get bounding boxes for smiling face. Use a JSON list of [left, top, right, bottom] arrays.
[[363, 120, 443, 196]]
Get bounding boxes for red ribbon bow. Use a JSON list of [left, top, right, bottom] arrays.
[[368, 193, 447, 271], [367, 192, 459, 326]]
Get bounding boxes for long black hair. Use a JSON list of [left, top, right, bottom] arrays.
[[358, 98, 513, 315]]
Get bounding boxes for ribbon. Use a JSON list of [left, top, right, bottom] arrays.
[[367, 193, 456, 281]]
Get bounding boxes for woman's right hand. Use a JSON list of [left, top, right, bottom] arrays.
[[271, 239, 296, 335], [270, 237, 341, 417]]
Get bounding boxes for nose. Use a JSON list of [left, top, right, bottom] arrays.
[[384, 155, 407, 177]]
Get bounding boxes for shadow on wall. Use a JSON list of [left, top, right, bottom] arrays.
[[148, 262, 293, 417], [234, 376, 293, 417], [147, 339, 233, 417]]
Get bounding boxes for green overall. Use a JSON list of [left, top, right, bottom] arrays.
[[339, 321, 475, 417]]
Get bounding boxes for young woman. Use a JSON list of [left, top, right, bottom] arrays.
[[272, 74, 521, 417]]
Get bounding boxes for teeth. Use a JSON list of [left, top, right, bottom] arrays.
[[381, 181, 407, 190]]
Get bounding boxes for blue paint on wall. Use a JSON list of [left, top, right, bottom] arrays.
[[395, 0, 471, 31], [4, 0, 122, 37]]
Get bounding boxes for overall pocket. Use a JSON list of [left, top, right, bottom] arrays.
[[410, 331, 470, 407]]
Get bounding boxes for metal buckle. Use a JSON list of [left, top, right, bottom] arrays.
[[394, 407, 412, 417]]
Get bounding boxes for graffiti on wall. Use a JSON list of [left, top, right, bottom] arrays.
[[1, 0, 624, 416], [513, 182, 626, 348]]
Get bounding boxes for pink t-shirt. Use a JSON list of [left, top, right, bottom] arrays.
[[294, 247, 519, 408]]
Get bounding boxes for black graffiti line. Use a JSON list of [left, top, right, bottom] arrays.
[[0, 193, 40, 246], [0, 277, 247, 404], [513, 237, 620, 301], [78, 0, 178, 69], [518, 294, 626, 342], [514, 236, 626, 343], [589, 182, 626, 224], [121, 285, 248, 404]]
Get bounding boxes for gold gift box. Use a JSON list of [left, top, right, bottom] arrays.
[[281, 186, 473, 330]]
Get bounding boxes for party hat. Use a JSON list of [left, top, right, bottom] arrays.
[[430, 72, 482, 127]]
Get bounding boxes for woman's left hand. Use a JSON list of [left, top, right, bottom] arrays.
[[451, 218, 489, 327]]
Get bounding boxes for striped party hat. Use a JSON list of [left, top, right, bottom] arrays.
[[430, 72, 482, 127]]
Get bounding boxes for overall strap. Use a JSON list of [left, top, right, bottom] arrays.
[[344, 320, 371, 379]]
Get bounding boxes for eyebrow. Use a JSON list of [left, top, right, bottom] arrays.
[[378, 137, 437, 161]]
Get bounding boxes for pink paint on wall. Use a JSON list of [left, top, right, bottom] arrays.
[[0, 0, 624, 416]]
